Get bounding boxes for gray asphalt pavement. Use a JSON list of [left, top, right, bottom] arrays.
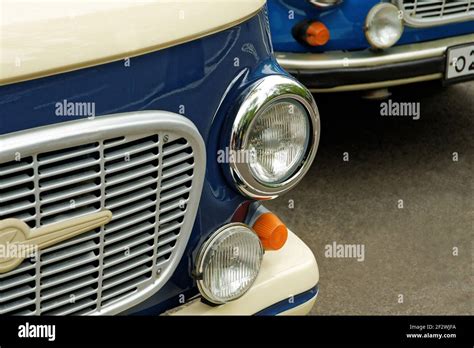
[[265, 81, 473, 315]]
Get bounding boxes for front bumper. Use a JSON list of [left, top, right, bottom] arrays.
[[276, 33, 474, 92], [169, 229, 319, 315]]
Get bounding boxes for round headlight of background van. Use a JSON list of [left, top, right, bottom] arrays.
[[365, 3, 404, 49], [229, 75, 320, 199], [196, 224, 263, 304]]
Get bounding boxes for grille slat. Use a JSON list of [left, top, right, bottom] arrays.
[[1, 284, 35, 303], [104, 140, 158, 162], [103, 233, 155, 258], [39, 170, 101, 192], [41, 181, 101, 204], [0, 114, 202, 315], [103, 244, 154, 269], [0, 186, 35, 203], [102, 265, 152, 291], [162, 142, 190, 156], [45, 298, 97, 316], [160, 185, 193, 202], [160, 197, 189, 214], [157, 244, 175, 258], [41, 252, 100, 277], [41, 230, 99, 254], [0, 173, 33, 190], [105, 165, 158, 187], [162, 162, 195, 180], [0, 261, 35, 278], [0, 273, 35, 292], [159, 209, 187, 225], [0, 297, 36, 313], [0, 200, 36, 215], [158, 221, 184, 236], [38, 143, 100, 166], [104, 221, 156, 246], [41, 286, 98, 313], [42, 275, 98, 301], [157, 233, 180, 247], [103, 254, 153, 279], [40, 264, 100, 289], [0, 158, 34, 176], [162, 152, 194, 169], [100, 281, 141, 303], [40, 205, 101, 226], [161, 173, 193, 191], [40, 194, 101, 217], [105, 187, 157, 210], [105, 175, 158, 199], [39, 157, 101, 179], [396, 0, 474, 26], [112, 199, 157, 220], [104, 210, 156, 234], [105, 152, 159, 175]]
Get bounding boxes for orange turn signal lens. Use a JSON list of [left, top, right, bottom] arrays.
[[252, 213, 288, 251], [305, 21, 330, 46]]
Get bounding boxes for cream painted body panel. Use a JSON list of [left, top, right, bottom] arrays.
[[0, 0, 265, 85], [170, 230, 319, 315]]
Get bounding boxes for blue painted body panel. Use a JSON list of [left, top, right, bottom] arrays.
[[268, 0, 474, 53], [0, 9, 287, 315], [255, 286, 319, 316]]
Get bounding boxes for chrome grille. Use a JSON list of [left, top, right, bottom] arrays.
[[395, 0, 474, 27], [0, 112, 205, 315]]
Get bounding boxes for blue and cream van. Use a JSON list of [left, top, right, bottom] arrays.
[[268, 0, 474, 93], [0, 0, 320, 315]]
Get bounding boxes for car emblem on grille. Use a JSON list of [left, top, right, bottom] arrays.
[[0, 210, 112, 274]]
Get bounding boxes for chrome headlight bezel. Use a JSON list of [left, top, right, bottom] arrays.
[[229, 75, 320, 199], [307, 0, 343, 9], [195, 223, 264, 304]]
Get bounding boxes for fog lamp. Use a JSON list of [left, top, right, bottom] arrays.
[[365, 3, 403, 49], [196, 223, 263, 304]]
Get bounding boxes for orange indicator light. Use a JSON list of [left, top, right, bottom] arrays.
[[252, 213, 288, 251], [305, 21, 330, 46]]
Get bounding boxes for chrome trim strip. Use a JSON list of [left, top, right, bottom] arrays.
[[229, 75, 320, 199], [0, 111, 206, 315], [309, 73, 442, 92], [276, 33, 474, 71]]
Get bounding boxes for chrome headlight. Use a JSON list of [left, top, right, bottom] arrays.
[[365, 3, 404, 49], [229, 75, 320, 199], [307, 0, 343, 8], [196, 224, 263, 304], [247, 99, 310, 184]]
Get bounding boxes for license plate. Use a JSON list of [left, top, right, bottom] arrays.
[[446, 44, 474, 80]]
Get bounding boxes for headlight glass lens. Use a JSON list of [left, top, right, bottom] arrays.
[[246, 100, 310, 184], [197, 224, 263, 304], [366, 4, 403, 49]]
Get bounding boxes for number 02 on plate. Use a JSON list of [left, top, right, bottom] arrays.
[[446, 44, 474, 80]]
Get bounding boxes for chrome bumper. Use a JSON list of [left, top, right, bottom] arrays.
[[276, 33, 474, 92]]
